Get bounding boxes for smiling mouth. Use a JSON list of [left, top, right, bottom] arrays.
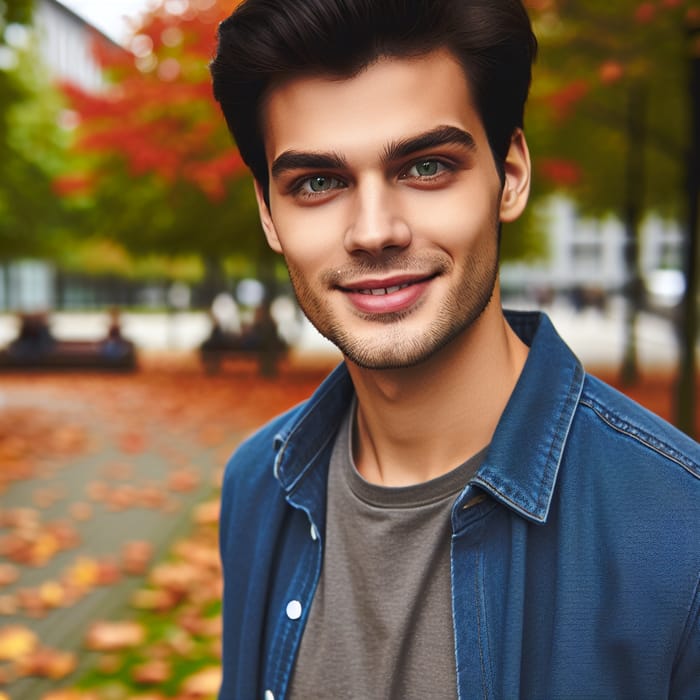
[[339, 274, 437, 296], [357, 283, 412, 296]]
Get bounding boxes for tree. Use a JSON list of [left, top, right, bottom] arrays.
[[0, 0, 72, 261], [1, 0, 32, 26], [57, 0, 267, 294], [525, 0, 697, 216], [524, 0, 700, 433]]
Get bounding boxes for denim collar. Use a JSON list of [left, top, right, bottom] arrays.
[[272, 310, 585, 525]]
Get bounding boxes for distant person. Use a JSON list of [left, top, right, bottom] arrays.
[[9, 312, 55, 358], [210, 1, 700, 698], [101, 307, 133, 360], [239, 304, 285, 353]]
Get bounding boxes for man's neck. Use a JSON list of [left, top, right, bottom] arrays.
[[346, 305, 528, 487]]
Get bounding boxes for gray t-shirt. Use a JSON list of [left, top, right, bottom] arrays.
[[288, 403, 486, 700]]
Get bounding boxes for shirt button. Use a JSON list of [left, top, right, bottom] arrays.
[[264, 691, 275, 700], [286, 600, 302, 620]]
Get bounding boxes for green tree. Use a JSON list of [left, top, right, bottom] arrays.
[[0, 0, 71, 261], [58, 0, 267, 294], [526, 0, 696, 219], [524, 0, 700, 433], [1, 0, 33, 31]]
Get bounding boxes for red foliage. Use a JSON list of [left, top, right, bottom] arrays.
[[59, 0, 245, 202], [634, 2, 656, 23], [183, 151, 245, 200], [545, 79, 590, 122], [538, 158, 582, 186], [52, 174, 94, 196], [599, 60, 625, 85], [90, 34, 135, 73]]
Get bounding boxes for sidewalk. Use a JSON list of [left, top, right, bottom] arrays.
[[0, 360, 331, 699]]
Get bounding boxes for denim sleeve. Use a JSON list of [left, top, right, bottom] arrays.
[[671, 575, 700, 699]]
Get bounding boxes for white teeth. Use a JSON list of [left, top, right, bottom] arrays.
[[359, 283, 409, 296]]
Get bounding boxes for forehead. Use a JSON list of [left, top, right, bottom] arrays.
[[260, 50, 485, 165]]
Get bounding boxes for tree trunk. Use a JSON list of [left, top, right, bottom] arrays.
[[620, 85, 646, 386], [675, 20, 700, 438]]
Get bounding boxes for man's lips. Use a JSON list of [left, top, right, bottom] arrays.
[[337, 274, 437, 314], [358, 283, 410, 296], [337, 274, 435, 295]]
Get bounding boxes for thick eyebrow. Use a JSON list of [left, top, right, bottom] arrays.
[[270, 125, 476, 179], [271, 151, 347, 179], [382, 125, 476, 163]]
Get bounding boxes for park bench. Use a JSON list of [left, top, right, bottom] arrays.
[[199, 333, 287, 375], [199, 312, 288, 376], [0, 313, 136, 372], [0, 339, 137, 371]]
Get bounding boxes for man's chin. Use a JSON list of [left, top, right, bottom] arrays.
[[335, 332, 460, 372], [343, 352, 428, 372]]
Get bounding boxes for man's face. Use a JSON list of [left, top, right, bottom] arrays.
[[256, 50, 529, 370]]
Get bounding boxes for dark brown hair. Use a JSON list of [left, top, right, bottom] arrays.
[[211, 0, 537, 204]]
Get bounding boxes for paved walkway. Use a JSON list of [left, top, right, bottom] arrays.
[[0, 360, 329, 699]]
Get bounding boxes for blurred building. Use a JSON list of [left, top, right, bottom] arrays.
[[501, 197, 684, 312], [35, 0, 110, 91], [0, 0, 121, 312]]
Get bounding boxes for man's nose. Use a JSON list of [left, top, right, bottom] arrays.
[[343, 180, 412, 256]]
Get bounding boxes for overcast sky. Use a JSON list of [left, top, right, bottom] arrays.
[[57, 0, 158, 44]]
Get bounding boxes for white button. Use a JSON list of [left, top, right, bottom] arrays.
[[264, 691, 274, 700], [310, 523, 318, 541], [286, 600, 302, 620]]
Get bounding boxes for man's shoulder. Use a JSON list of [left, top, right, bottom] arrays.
[[577, 372, 700, 481], [221, 362, 353, 494], [224, 402, 306, 484]]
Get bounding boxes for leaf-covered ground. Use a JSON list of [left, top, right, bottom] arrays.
[[0, 354, 333, 700], [0, 354, 694, 699]]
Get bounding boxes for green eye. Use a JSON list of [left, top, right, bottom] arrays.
[[414, 161, 440, 177], [295, 175, 346, 199], [308, 176, 332, 192]]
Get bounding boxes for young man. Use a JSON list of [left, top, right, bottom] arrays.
[[211, 1, 700, 698]]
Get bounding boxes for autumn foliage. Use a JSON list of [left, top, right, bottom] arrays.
[[527, 0, 700, 204], [58, 0, 244, 202]]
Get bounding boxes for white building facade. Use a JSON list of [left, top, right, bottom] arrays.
[[0, 0, 118, 311], [501, 197, 684, 309]]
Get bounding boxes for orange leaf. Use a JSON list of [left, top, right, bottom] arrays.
[[84, 620, 146, 651], [180, 666, 223, 696], [132, 659, 172, 685], [0, 626, 38, 661]]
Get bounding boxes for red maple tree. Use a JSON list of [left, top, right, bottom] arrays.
[[58, 0, 245, 202]]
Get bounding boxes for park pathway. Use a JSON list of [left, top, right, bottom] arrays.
[[0, 355, 330, 699]]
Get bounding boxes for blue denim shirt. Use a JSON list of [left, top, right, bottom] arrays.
[[219, 311, 700, 700]]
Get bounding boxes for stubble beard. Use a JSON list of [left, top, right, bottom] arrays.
[[284, 248, 499, 370]]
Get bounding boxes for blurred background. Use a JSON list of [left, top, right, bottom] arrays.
[[0, 0, 698, 697], [0, 0, 698, 418]]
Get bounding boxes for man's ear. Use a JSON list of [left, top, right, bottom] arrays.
[[253, 179, 283, 253], [499, 129, 531, 223]]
